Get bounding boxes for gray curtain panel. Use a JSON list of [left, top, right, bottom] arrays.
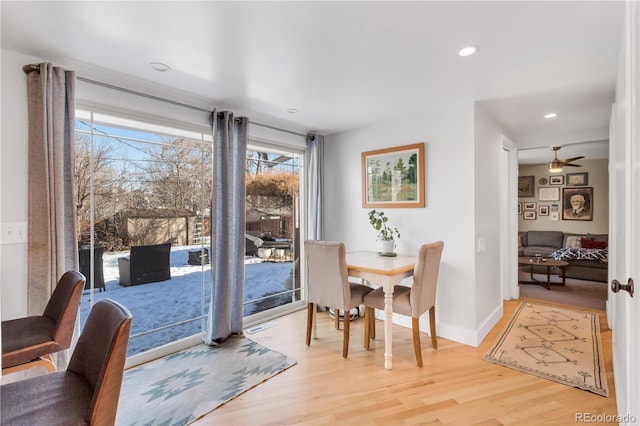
[[24, 63, 78, 313], [24, 63, 78, 368], [306, 134, 324, 240], [204, 110, 248, 345]]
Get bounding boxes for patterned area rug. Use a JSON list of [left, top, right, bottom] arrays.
[[483, 301, 608, 397], [116, 336, 296, 425]]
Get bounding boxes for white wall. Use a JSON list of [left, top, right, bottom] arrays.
[[1, 49, 38, 319], [324, 103, 501, 346], [474, 105, 508, 329]]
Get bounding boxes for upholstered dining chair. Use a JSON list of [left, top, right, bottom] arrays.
[[1, 299, 133, 426], [364, 241, 444, 367], [2, 270, 86, 376], [305, 240, 373, 358]]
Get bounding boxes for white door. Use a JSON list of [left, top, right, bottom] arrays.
[[609, 2, 639, 423]]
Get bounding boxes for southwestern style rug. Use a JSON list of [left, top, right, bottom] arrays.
[[483, 301, 608, 397], [116, 336, 296, 425]]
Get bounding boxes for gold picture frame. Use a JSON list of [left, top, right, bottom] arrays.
[[362, 143, 425, 208]]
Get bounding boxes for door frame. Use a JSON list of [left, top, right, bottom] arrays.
[[500, 136, 519, 300]]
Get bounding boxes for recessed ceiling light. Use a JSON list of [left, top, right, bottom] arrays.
[[545, 113, 557, 119], [286, 108, 299, 114], [458, 46, 477, 57], [149, 62, 171, 72]]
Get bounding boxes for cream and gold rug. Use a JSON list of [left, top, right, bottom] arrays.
[[483, 301, 608, 397]]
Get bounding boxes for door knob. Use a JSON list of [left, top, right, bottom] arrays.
[[611, 278, 634, 297]]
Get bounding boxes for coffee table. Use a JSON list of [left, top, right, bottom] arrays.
[[518, 256, 569, 290]]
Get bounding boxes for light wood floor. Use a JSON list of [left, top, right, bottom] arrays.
[[192, 298, 616, 425]]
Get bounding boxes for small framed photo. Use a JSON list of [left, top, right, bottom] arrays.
[[550, 211, 560, 221], [523, 211, 537, 220], [538, 187, 560, 201], [539, 205, 549, 216], [523, 202, 536, 210], [518, 202, 522, 215], [566, 172, 588, 186], [550, 175, 564, 185], [562, 187, 593, 221], [518, 175, 535, 197]]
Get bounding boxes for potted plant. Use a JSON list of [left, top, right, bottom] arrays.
[[368, 209, 400, 255]]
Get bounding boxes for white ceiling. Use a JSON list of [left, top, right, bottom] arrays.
[[1, 1, 624, 162]]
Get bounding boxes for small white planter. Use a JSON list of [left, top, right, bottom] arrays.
[[379, 240, 396, 255]]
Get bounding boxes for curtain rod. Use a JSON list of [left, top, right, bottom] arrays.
[[22, 63, 307, 138]]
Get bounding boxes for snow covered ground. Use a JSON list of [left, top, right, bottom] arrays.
[[80, 245, 295, 356]]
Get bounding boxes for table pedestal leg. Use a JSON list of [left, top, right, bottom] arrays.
[[384, 289, 393, 370]]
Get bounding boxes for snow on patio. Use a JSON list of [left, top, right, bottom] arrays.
[[79, 245, 295, 356]]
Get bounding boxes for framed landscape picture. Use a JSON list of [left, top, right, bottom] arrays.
[[523, 211, 536, 220], [550, 175, 564, 185], [518, 176, 535, 197], [523, 202, 536, 210], [362, 143, 425, 208]]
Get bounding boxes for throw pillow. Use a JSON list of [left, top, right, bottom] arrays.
[[581, 238, 608, 249], [575, 248, 608, 263], [551, 248, 577, 261], [564, 235, 584, 248]]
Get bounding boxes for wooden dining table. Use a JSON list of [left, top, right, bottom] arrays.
[[346, 251, 416, 369]]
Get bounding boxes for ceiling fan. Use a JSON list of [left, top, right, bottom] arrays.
[[548, 146, 584, 173]]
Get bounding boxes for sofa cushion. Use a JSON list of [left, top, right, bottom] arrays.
[[526, 231, 563, 248], [564, 235, 585, 248]]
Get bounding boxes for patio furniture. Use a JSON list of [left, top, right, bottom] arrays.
[[79, 246, 105, 291], [2, 270, 85, 375], [118, 242, 172, 286], [188, 248, 209, 265], [1, 299, 133, 425]]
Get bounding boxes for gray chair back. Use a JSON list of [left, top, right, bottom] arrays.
[[410, 241, 444, 318], [305, 240, 350, 311]]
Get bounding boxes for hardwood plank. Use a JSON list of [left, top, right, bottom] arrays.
[[191, 299, 617, 425]]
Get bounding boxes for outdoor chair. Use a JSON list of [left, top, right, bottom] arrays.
[[364, 241, 444, 367], [1, 299, 133, 425], [2, 270, 86, 376], [118, 242, 172, 286], [79, 246, 105, 291], [305, 240, 373, 358]]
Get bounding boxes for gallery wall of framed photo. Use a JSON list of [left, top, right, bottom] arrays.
[[517, 158, 609, 234]]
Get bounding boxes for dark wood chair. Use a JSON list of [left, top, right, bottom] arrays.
[[2, 270, 85, 376], [118, 242, 172, 286], [1, 299, 133, 425]]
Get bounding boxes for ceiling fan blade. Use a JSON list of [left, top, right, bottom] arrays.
[[563, 163, 582, 167], [561, 156, 585, 163]]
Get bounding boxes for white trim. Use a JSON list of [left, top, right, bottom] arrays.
[[501, 136, 519, 301]]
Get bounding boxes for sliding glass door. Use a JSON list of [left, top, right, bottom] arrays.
[[243, 144, 304, 322], [75, 110, 212, 357], [75, 110, 305, 356]]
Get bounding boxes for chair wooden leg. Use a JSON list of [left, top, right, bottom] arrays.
[[343, 310, 350, 358], [334, 309, 340, 330], [369, 308, 376, 339], [306, 303, 314, 346], [364, 307, 370, 349], [412, 317, 423, 368], [429, 306, 438, 349]]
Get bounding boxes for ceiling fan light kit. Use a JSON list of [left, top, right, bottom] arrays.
[[547, 146, 584, 173]]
